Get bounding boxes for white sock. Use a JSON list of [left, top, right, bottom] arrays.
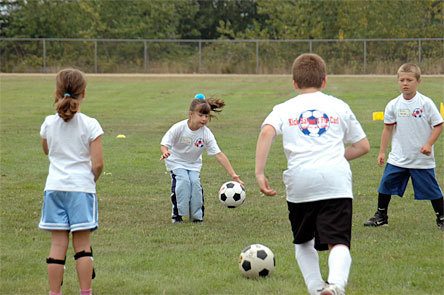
[[327, 244, 352, 289], [295, 239, 324, 295]]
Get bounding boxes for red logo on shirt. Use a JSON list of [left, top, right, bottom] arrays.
[[412, 108, 423, 118], [194, 138, 205, 148]]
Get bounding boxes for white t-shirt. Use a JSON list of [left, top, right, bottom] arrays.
[[262, 91, 366, 203], [161, 119, 221, 172], [384, 92, 443, 169], [40, 113, 104, 193]]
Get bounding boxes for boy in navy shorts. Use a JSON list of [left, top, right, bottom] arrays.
[[256, 53, 370, 295], [364, 63, 444, 230]]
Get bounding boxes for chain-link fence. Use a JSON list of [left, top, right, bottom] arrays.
[[1, 38, 443, 74]]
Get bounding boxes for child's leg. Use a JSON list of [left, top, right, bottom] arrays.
[[294, 239, 324, 295], [431, 197, 444, 216], [72, 230, 93, 292], [189, 170, 204, 221], [377, 193, 391, 214], [326, 244, 351, 291], [48, 230, 69, 293], [365, 164, 409, 226], [431, 197, 444, 229], [171, 169, 191, 219], [409, 168, 443, 229]]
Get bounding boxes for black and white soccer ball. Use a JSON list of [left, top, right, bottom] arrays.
[[218, 181, 246, 208], [239, 244, 275, 279]]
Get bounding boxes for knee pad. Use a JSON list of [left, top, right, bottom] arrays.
[[46, 257, 66, 286], [74, 248, 95, 279], [46, 257, 66, 265]]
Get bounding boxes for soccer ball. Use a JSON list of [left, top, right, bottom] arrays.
[[218, 181, 246, 208], [239, 244, 275, 279], [412, 107, 423, 117], [298, 109, 330, 137]]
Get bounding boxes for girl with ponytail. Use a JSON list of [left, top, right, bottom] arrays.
[[39, 68, 103, 295], [160, 94, 244, 224]]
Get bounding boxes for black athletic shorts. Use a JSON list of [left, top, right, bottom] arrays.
[[287, 198, 352, 251]]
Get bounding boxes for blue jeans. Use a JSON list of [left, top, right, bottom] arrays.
[[170, 168, 204, 221]]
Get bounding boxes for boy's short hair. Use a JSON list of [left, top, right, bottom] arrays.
[[397, 63, 421, 81], [292, 53, 326, 89]]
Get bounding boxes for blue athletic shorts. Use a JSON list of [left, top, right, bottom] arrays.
[[39, 190, 98, 232], [378, 163, 443, 200]]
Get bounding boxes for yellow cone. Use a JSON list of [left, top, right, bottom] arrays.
[[440, 102, 444, 118], [116, 134, 126, 139], [372, 112, 384, 121]]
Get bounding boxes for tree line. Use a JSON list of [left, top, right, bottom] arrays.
[[1, 0, 443, 40]]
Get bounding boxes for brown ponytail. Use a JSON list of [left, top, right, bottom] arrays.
[[189, 97, 225, 120], [54, 68, 86, 122]]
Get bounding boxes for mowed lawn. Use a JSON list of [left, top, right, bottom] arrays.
[[1, 74, 443, 295]]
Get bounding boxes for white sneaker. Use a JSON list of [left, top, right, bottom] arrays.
[[320, 284, 345, 295]]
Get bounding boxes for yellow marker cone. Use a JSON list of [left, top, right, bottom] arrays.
[[372, 112, 384, 121], [440, 102, 444, 118], [116, 134, 126, 139]]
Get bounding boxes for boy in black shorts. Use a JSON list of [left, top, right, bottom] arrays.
[[256, 54, 370, 294]]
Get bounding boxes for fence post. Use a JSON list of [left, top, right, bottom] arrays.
[[256, 40, 259, 74], [418, 39, 422, 64], [42, 39, 46, 73], [363, 40, 367, 74], [94, 40, 98, 73], [144, 40, 147, 72], [198, 40, 202, 73], [309, 40, 312, 52]]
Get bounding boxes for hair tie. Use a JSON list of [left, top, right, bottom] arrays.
[[194, 93, 206, 100], [64, 93, 71, 97]]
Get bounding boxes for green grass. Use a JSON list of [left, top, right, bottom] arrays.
[[1, 74, 443, 295]]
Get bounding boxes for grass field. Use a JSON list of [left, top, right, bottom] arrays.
[[1, 74, 443, 295]]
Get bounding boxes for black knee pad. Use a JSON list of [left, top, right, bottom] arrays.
[[46, 257, 66, 286], [74, 248, 95, 279], [46, 257, 66, 265]]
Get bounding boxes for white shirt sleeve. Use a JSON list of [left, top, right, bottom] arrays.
[[40, 116, 49, 139], [425, 98, 444, 127], [160, 124, 179, 148], [261, 106, 283, 135], [343, 106, 367, 144], [384, 99, 397, 124], [88, 118, 104, 141], [205, 128, 221, 156]]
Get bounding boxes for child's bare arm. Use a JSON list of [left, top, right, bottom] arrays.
[[160, 145, 171, 160], [41, 138, 49, 155], [420, 123, 443, 156], [214, 152, 244, 185], [90, 136, 104, 182], [344, 137, 370, 161], [255, 125, 277, 196], [377, 124, 394, 166]]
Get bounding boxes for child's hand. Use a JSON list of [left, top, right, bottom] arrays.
[[420, 144, 432, 156], [256, 174, 277, 196], [232, 175, 244, 186], [377, 152, 385, 166], [160, 151, 171, 161]]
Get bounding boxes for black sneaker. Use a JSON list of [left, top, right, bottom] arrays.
[[436, 216, 444, 231], [172, 216, 183, 224], [192, 219, 203, 223], [364, 211, 388, 227]]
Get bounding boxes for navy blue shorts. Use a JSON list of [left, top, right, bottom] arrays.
[[378, 163, 443, 200]]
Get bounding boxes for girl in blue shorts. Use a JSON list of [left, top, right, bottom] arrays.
[[39, 68, 104, 295]]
